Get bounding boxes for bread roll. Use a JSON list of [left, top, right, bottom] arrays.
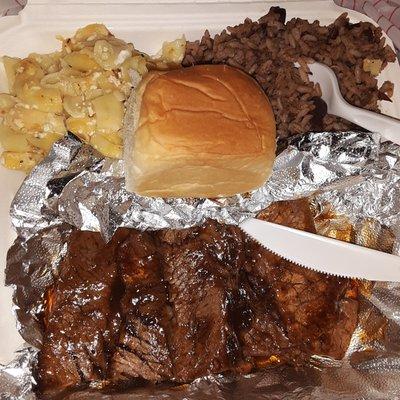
[[123, 64, 276, 198]]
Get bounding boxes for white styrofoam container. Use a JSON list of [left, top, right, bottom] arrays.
[[0, 0, 399, 365]]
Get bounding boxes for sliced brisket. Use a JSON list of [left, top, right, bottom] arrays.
[[252, 200, 359, 360], [110, 230, 173, 383], [37, 200, 359, 396], [158, 221, 245, 381], [36, 229, 129, 396]]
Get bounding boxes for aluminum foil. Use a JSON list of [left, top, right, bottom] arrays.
[[2, 130, 400, 399], [9, 131, 382, 241]]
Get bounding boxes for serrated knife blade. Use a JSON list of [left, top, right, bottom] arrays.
[[240, 218, 400, 282]]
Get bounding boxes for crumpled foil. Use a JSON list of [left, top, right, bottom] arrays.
[[0, 348, 37, 400], [9, 131, 384, 241], [2, 130, 400, 399]]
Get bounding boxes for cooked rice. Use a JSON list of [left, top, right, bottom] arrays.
[[183, 7, 397, 140]]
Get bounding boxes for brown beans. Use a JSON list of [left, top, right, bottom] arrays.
[[182, 7, 396, 139]]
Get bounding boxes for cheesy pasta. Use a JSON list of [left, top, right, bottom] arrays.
[[0, 24, 186, 171]]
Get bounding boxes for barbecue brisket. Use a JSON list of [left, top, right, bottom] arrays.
[[37, 200, 358, 397], [37, 229, 129, 396], [110, 230, 173, 383]]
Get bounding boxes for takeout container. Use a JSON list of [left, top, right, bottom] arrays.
[[0, 0, 400, 392]]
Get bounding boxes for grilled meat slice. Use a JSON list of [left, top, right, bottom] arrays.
[[158, 221, 245, 381], [251, 200, 359, 360], [110, 230, 173, 383], [36, 229, 128, 396], [231, 269, 291, 366]]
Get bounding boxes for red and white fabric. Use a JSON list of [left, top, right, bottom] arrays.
[[334, 0, 400, 48], [0, 0, 27, 17]]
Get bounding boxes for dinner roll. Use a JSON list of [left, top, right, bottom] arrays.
[[123, 64, 276, 198]]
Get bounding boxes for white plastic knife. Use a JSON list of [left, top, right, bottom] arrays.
[[240, 218, 400, 282]]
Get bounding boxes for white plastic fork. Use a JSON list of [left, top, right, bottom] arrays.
[[305, 61, 400, 145]]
